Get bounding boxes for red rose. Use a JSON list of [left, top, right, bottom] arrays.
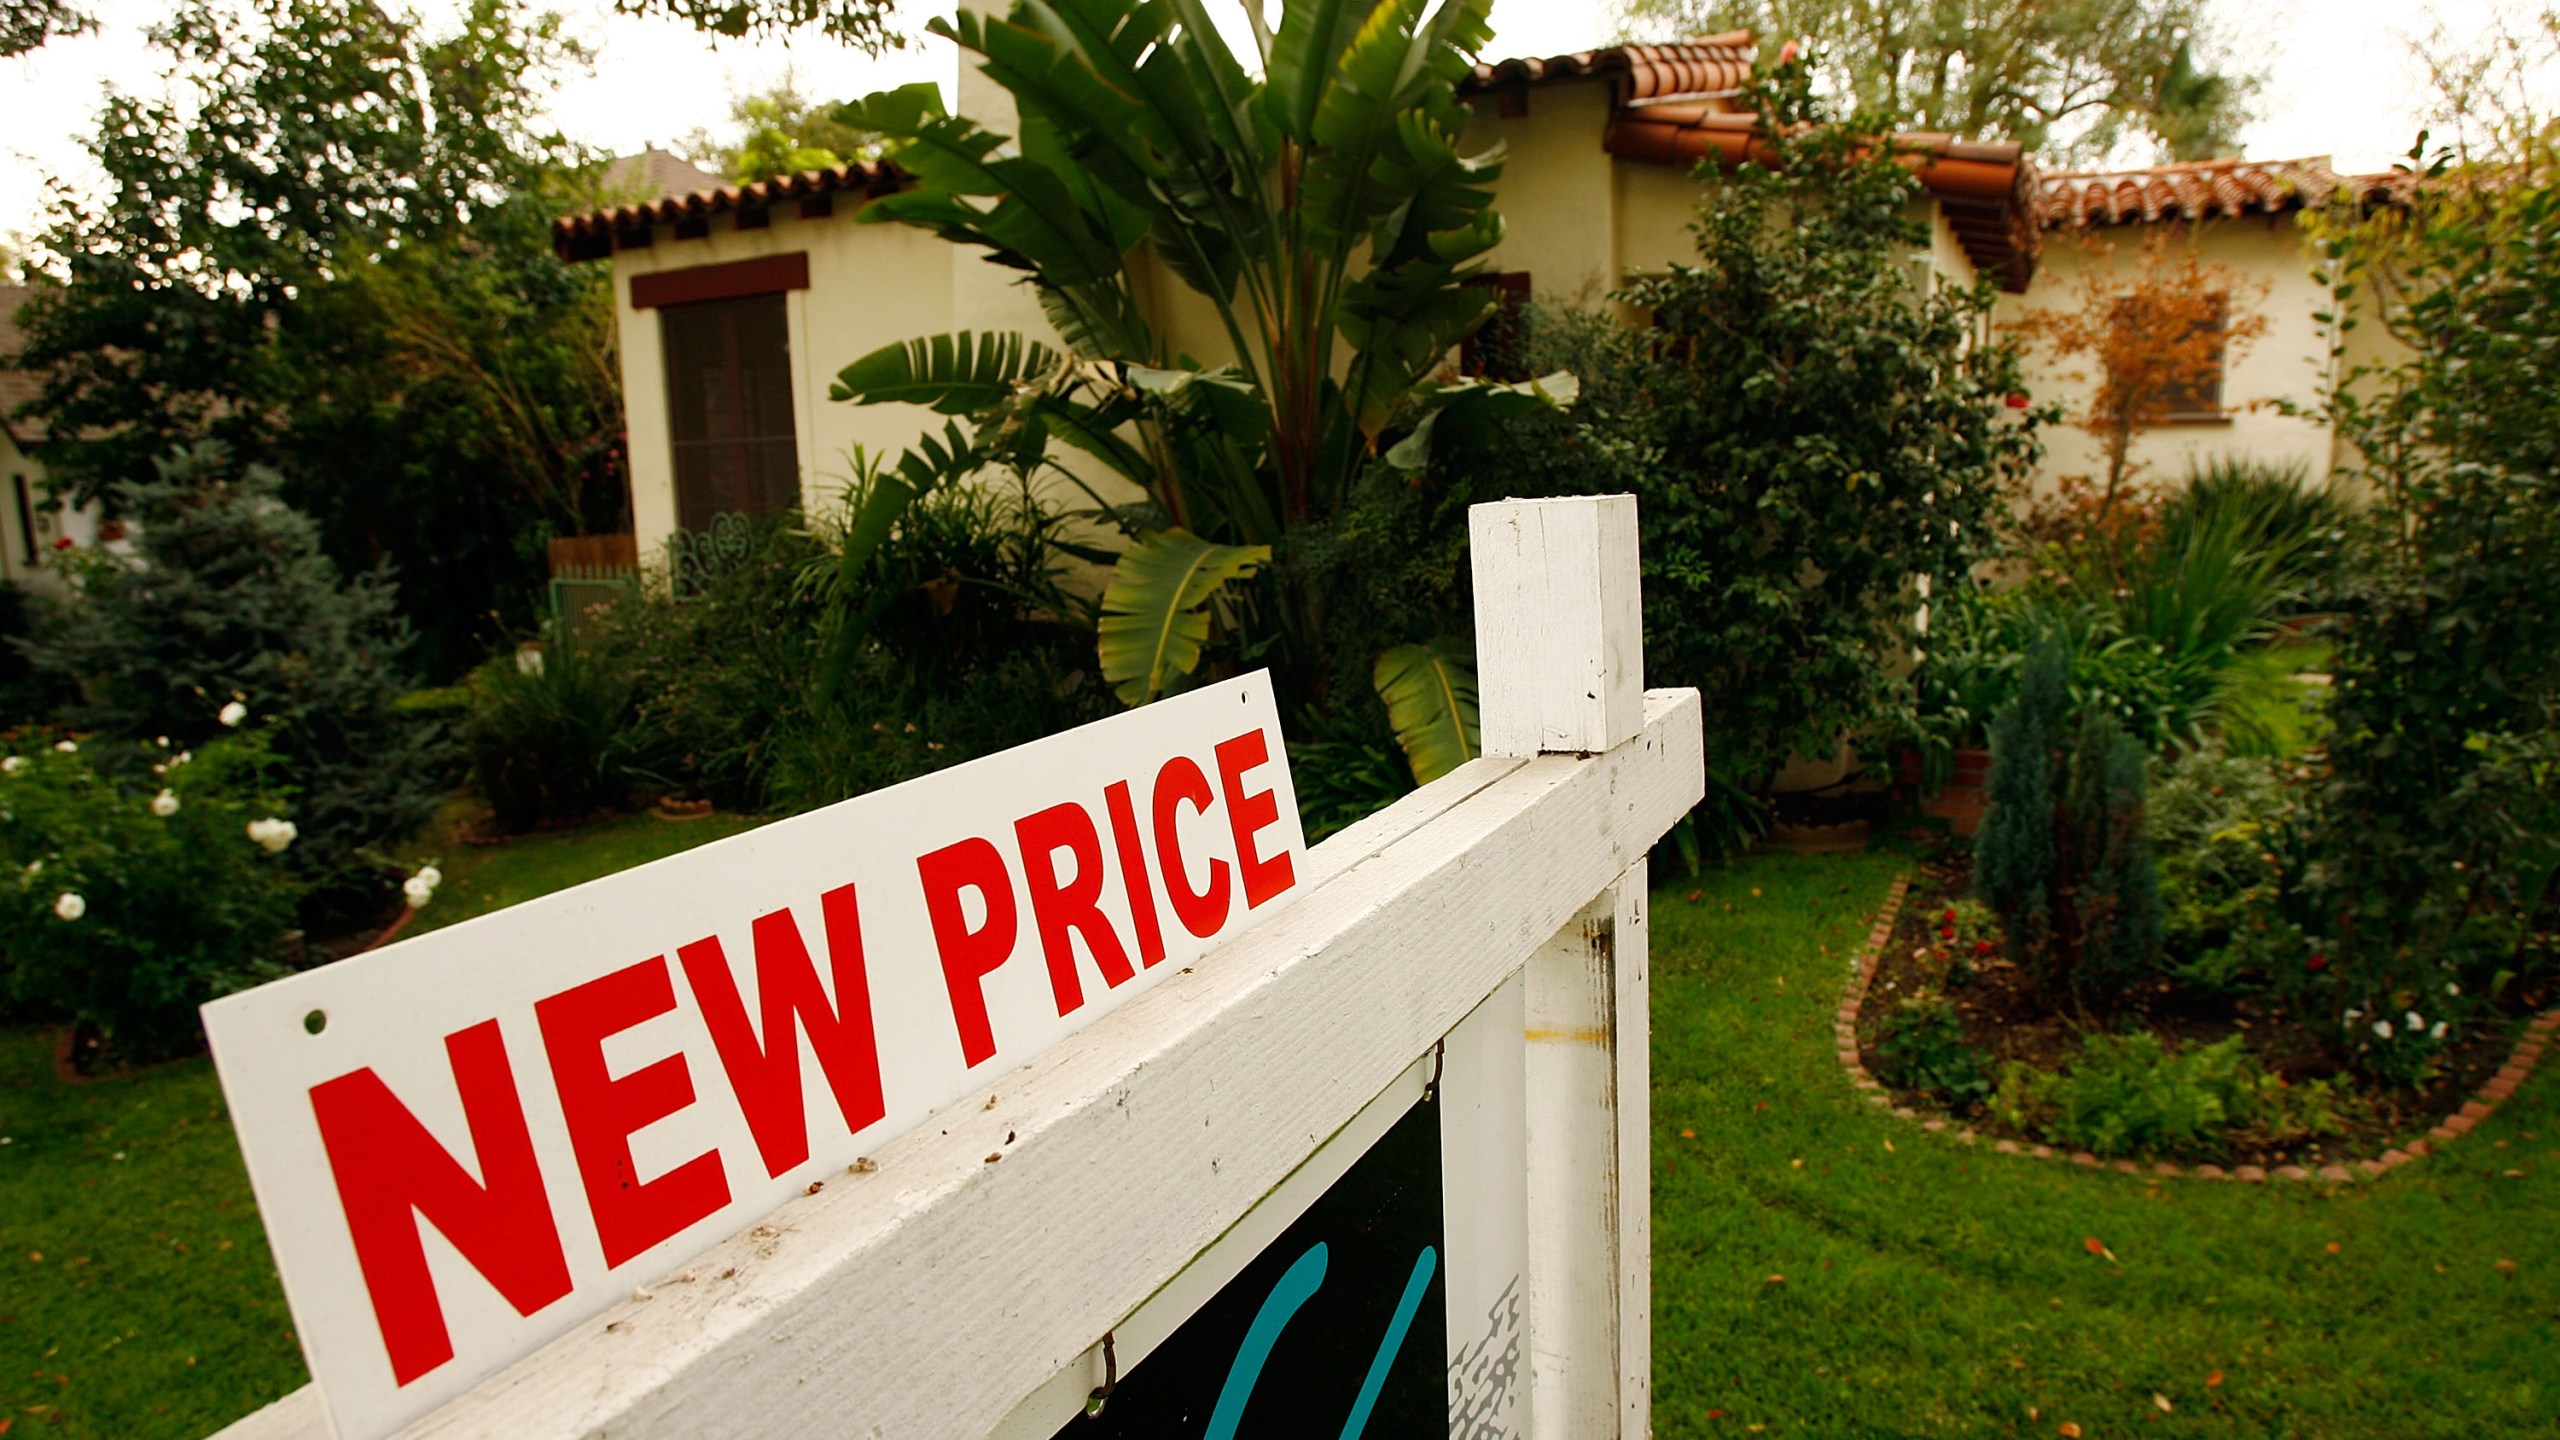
[[1939, 926, 1956, 940], [2306, 954, 2328, 972], [1942, 908, 1958, 924], [1974, 939, 1996, 955], [51, 537, 73, 550]]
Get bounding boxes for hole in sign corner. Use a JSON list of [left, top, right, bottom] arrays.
[[302, 1010, 327, 1036]]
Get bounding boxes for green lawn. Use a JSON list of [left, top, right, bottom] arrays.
[[2226, 640, 2333, 758], [7, 822, 2556, 1437], [1653, 845, 2560, 1437], [399, 807, 765, 936]]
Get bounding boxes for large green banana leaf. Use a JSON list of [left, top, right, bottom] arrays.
[[1098, 528, 1271, 706], [1374, 640, 1481, 785], [831, 331, 1062, 414]]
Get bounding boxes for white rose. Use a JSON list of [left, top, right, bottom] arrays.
[[415, 865, 442, 890], [218, 700, 248, 729], [2406, 1011, 2424, 1032], [246, 817, 298, 854], [2373, 1019, 2394, 1040], [52, 740, 76, 753], [1, 756, 22, 774], [53, 892, 85, 922], [169, 751, 191, 768], [402, 875, 433, 910], [2431, 1021, 2449, 1041], [24, 859, 42, 876], [150, 790, 179, 818]]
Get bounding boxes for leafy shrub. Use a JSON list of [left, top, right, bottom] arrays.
[[1872, 996, 1993, 1109], [2146, 747, 2312, 994], [2160, 458, 2355, 609], [0, 728, 305, 1060], [1443, 66, 2037, 853], [19, 446, 444, 918], [2298, 146, 2560, 1057], [583, 474, 1107, 821], [1991, 1031, 2350, 1160], [1913, 588, 2221, 762], [466, 625, 635, 832]]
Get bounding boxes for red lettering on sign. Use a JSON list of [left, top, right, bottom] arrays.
[[1215, 728, 1296, 910], [536, 959, 731, 1269], [1153, 755, 1231, 938], [308, 1021, 572, 1387], [676, 884, 885, 1180], [1103, 779, 1166, 968], [919, 836, 1019, 1067], [1015, 801, 1137, 1018]]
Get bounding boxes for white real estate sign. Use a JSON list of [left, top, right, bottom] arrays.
[[203, 675, 1306, 1440]]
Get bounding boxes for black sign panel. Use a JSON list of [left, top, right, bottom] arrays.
[[1051, 1093, 1445, 1439]]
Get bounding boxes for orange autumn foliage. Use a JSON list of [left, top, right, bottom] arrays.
[[2013, 228, 2271, 533]]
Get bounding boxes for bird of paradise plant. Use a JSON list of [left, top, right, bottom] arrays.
[[818, 0, 1571, 782]]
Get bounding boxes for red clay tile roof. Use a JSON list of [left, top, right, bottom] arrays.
[[1604, 109, 2041, 292], [552, 161, 908, 262], [2038, 156, 2404, 229], [1464, 35, 1757, 102], [1462, 32, 2037, 290]]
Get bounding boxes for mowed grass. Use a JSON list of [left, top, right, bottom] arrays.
[[1651, 846, 2560, 1438], [0, 1026, 301, 1437], [0, 807, 763, 1439], [400, 806, 765, 936]]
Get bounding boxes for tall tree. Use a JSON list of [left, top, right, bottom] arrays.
[[614, 0, 900, 50], [1616, 0, 2257, 163], [0, 0, 90, 56], [13, 0, 621, 674], [681, 79, 886, 182]]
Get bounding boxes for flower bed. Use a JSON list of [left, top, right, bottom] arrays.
[[1838, 853, 2559, 1179]]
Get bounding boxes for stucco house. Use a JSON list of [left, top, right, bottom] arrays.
[[2005, 156, 2406, 499], [551, 33, 2045, 568], [0, 286, 101, 598]]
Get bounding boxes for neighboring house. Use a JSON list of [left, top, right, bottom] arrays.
[[2004, 157, 2402, 497], [553, 34, 2046, 565], [1461, 34, 2038, 305], [0, 285, 101, 598]]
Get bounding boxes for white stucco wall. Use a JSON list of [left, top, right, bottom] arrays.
[[1998, 214, 2337, 496], [1465, 80, 1624, 306], [603, 73, 2003, 556], [0, 433, 94, 598], [609, 208, 959, 555]]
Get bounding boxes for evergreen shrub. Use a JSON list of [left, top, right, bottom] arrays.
[[21, 448, 445, 920], [1976, 637, 2167, 1003]]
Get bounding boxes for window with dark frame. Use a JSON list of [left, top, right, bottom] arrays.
[[11, 475, 35, 567], [2120, 291, 2231, 420], [659, 293, 801, 534]]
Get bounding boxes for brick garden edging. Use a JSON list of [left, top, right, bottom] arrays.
[[1833, 874, 2560, 1184]]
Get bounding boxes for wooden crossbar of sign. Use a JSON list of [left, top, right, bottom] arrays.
[[208, 495, 1699, 1440]]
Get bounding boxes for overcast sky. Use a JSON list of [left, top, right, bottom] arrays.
[[1, 0, 2550, 255]]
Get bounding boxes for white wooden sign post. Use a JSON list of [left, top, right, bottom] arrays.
[[210, 493, 1701, 1440]]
